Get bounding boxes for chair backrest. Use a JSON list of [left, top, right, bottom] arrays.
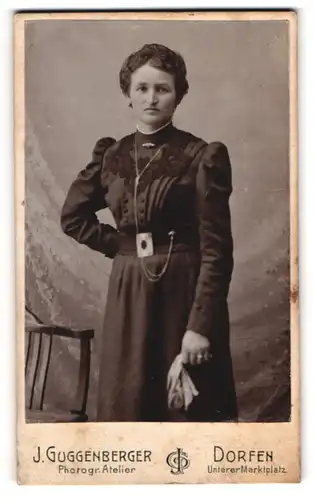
[[25, 329, 53, 411], [25, 314, 94, 417]]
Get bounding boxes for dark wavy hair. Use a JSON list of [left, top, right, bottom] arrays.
[[119, 43, 189, 105]]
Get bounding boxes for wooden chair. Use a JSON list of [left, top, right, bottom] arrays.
[[25, 312, 94, 423]]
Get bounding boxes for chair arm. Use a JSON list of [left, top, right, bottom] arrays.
[[25, 324, 94, 340]]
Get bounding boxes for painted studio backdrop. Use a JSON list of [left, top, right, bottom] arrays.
[[25, 20, 290, 422]]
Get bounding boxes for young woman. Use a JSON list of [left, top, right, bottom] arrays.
[[61, 43, 238, 422]]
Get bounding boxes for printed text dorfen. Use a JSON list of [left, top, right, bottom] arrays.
[[213, 446, 274, 463]]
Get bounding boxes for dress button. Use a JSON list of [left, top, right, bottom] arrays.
[[141, 240, 147, 250]]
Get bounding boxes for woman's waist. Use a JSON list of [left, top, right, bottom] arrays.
[[117, 227, 200, 256]]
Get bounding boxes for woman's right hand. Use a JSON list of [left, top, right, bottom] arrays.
[[181, 330, 211, 366]]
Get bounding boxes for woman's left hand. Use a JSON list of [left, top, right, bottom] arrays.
[[181, 330, 211, 366]]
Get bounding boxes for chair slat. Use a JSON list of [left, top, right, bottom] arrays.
[[25, 331, 32, 376], [25, 332, 41, 409], [32, 333, 53, 410]]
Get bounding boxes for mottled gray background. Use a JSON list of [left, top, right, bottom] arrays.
[[25, 20, 290, 422]]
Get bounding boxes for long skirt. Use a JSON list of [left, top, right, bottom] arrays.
[[97, 247, 238, 422]]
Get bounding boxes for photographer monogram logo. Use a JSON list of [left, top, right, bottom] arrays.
[[166, 448, 190, 474]]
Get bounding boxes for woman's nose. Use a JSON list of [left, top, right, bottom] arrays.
[[146, 90, 158, 105]]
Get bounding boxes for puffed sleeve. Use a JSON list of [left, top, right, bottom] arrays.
[[187, 141, 234, 338], [60, 137, 119, 258]]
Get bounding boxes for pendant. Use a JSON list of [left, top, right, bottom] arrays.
[[136, 233, 154, 258]]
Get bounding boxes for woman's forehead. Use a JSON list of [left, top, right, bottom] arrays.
[[130, 63, 174, 85]]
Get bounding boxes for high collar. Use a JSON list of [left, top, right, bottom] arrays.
[[135, 122, 175, 147]]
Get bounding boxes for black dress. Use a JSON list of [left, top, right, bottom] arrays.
[[61, 123, 238, 422]]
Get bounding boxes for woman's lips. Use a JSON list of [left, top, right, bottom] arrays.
[[145, 108, 159, 113]]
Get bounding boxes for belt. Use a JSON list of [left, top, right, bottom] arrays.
[[117, 230, 200, 256]]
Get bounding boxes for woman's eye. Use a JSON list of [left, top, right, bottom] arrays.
[[157, 87, 169, 93], [138, 86, 147, 92]]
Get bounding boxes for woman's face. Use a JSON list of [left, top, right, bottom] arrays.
[[128, 63, 177, 131]]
